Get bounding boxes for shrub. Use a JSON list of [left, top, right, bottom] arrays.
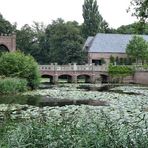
[[108, 64, 134, 77], [0, 52, 40, 89], [0, 77, 27, 94], [110, 55, 115, 64], [108, 64, 135, 83]]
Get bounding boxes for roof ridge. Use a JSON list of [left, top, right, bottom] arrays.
[[96, 33, 148, 36]]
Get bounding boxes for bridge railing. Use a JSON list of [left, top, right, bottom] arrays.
[[39, 64, 108, 72], [133, 65, 148, 71]]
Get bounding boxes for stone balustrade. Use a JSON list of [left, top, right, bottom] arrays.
[[39, 64, 148, 73], [39, 63, 108, 72], [133, 65, 148, 71]]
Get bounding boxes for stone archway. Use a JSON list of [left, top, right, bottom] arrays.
[[0, 34, 16, 52], [100, 74, 109, 83], [0, 43, 9, 51], [77, 74, 91, 83], [0, 44, 9, 56], [41, 74, 54, 84], [58, 74, 73, 83]]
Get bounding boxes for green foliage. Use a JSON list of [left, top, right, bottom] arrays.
[[143, 64, 148, 69], [0, 52, 40, 89], [110, 56, 115, 64], [16, 24, 36, 54], [16, 23, 47, 64], [0, 77, 27, 94], [1, 112, 148, 147], [82, 0, 109, 38], [0, 13, 16, 34], [119, 58, 124, 65], [116, 22, 148, 34], [126, 35, 148, 63], [16, 20, 86, 64], [110, 56, 132, 65], [100, 58, 106, 65], [128, 0, 148, 22], [108, 64, 134, 77], [46, 19, 86, 64], [115, 56, 119, 65]]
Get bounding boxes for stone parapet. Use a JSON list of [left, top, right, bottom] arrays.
[[39, 63, 108, 72]]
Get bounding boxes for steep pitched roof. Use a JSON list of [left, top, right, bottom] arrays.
[[86, 33, 148, 53], [83, 36, 94, 50]]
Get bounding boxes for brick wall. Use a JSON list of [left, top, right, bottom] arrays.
[[134, 71, 148, 85], [88, 52, 127, 64]]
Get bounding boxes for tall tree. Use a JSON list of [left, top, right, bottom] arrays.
[[82, 0, 108, 38], [117, 22, 148, 34], [46, 19, 86, 64], [126, 35, 148, 64], [128, 0, 148, 33], [0, 13, 16, 34], [128, 0, 148, 22], [16, 23, 48, 64]]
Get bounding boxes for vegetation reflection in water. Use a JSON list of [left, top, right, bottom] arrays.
[[0, 95, 41, 106], [0, 83, 108, 107], [0, 83, 147, 107]]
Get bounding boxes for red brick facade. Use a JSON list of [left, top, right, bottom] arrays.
[[88, 52, 127, 64], [0, 34, 16, 52]]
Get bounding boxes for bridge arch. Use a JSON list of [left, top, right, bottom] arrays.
[[41, 74, 54, 84], [100, 74, 109, 83], [0, 44, 9, 55], [77, 74, 91, 83], [58, 74, 73, 83]]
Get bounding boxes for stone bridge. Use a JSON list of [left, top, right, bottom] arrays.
[[39, 64, 148, 84], [39, 64, 108, 83]]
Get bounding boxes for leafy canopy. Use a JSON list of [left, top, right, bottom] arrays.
[[116, 22, 148, 34], [128, 0, 148, 22], [82, 0, 109, 38], [126, 35, 148, 63], [46, 19, 86, 64], [0, 13, 16, 34]]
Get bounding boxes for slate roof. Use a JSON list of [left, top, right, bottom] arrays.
[[83, 36, 94, 50], [86, 33, 148, 53]]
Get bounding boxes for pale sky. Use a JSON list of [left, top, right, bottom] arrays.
[[0, 0, 137, 29]]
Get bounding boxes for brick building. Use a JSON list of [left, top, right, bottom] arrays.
[[83, 33, 148, 65]]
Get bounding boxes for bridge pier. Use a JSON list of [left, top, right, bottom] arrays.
[[72, 75, 77, 83], [53, 75, 58, 84], [90, 74, 96, 83], [50, 77, 54, 84]]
